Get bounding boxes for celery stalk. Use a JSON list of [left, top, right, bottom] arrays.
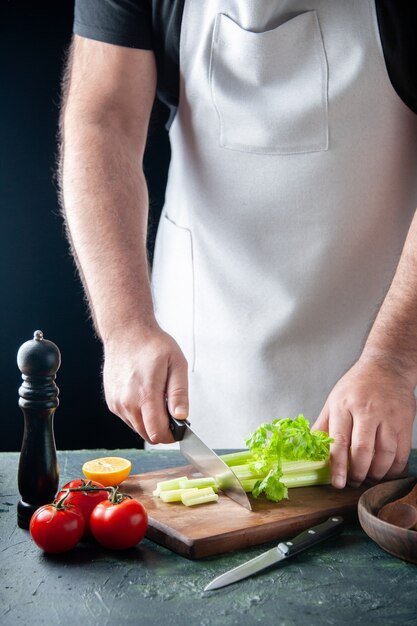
[[282, 467, 331, 488], [246, 415, 333, 502], [182, 494, 219, 506], [219, 450, 254, 466], [155, 476, 189, 493], [240, 479, 259, 493], [159, 488, 199, 503], [153, 416, 333, 505], [281, 459, 329, 474], [178, 477, 218, 491], [181, 487, 219, 506], [231, 464, 266, 480]]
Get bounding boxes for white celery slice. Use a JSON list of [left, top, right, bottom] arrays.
[[181, 493, 219, 507], [178, 477, 218, 491], [156, 476, 189, 492], [159, 488, 199, 503], [181, 487, 216, 505]]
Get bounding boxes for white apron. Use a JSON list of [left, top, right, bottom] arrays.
[[152, 0, 417, 448]]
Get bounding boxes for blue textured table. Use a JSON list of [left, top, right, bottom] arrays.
[[1, 449, 417, 626]]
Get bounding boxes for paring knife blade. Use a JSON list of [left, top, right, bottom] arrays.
[[168, 415, 252, 511], [204, 516, 344, 591]]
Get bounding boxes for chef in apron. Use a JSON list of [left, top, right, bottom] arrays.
[[68, 1, 417, 488]]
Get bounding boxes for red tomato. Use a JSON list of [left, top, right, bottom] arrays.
[[30, 504, 85, 553], [56, 479, 108, 535], [90, 498, 148, 550]]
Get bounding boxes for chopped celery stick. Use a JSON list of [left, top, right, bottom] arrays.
[[182, 494, 218, 506], [181, 487, 215, 500], [181, 487, 217, 505], [181, 488, 219, 506], [159, 488, 199, 503], [178, 477, 218, 491], [156, 476, 188, 492]]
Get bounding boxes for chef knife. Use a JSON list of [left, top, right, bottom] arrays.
[[204, 516, 344, 591], [168, 414, 252, 511]]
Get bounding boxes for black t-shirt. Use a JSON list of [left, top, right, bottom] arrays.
[[73, 0, 417, 116]]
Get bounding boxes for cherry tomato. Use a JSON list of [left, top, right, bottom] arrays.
[[90, 498, 148, 550], [30, 504, 85, 553], [56, 479, 108, 535]]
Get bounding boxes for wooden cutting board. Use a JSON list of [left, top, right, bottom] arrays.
[[121, 464, 368, 559]]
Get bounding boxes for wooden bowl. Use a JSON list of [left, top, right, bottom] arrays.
[[358, 476, 417, 564]]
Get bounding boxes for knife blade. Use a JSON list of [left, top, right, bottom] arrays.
[[168, 414, 252, 511], [204, 516, 344, 591]]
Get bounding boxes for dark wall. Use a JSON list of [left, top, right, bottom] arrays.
[[0, 1, 170, 451]]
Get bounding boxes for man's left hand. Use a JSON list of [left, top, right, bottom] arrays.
[[312, 357, 416, 488]]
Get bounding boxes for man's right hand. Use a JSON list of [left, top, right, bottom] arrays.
[[103, 326, 189, 444], [61, 36, 184, 446]]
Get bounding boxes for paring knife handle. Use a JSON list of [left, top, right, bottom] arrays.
[[278, 516, 344, 557], [168, 414, 190, 441]]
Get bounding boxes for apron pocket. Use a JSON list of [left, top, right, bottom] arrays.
[[210, 11, 329, 155], [151, 213, 195, 372]]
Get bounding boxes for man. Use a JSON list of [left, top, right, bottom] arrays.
[[60, 0, 417, 490]]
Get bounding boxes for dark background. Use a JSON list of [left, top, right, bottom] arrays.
[[0, 0, 171, 451]]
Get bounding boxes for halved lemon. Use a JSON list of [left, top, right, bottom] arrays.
[[82, 456, 132, 487]]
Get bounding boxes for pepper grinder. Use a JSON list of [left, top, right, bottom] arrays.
[[17, 330, 61, 529]]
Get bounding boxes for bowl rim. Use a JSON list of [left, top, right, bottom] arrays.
[[358, 476, 417, 542]]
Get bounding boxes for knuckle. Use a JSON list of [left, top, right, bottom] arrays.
[[107, 396, 122, 416], [148, 430, 174, 445], [348, 472, 365, 485], [170, 351, 188, 371], [148, 432, 162, 444], [377, 445, 397, 457], [331, 432, 350, 449], [394, 454, 410, 468], [177, 353, 189, 369], [351, 440, 374, 455], [168, 385, 188, 398], [137, 385, 160, 407], [385, 456, 409, 479]]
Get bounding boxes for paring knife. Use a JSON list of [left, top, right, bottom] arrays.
[[168, 415, 252, 511], [204, 516, 344, 591]]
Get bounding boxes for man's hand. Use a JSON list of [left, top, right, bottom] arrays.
[[103, 326, 189, 445], [312, 356, 415, 489]]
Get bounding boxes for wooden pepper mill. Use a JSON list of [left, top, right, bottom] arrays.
[[17, 330, 61, 529]]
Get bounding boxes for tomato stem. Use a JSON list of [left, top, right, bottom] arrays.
[[60, 483, 132, 503], [66, 484, 112, 494], [108, 486, 133, 505], [55, 489, 71, 509]]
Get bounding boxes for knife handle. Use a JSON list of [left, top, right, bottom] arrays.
[[278, 516, 344, 558], [168, 413, 190, 441]]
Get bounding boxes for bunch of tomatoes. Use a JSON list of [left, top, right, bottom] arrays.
[[30, 479, 148, 553]]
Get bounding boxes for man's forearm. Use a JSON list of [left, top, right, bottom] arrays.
[[60, 121, 156, 342], [361, 208, 417, 386], [58, 39, 188, 444], [59, 36, 158, 343]]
